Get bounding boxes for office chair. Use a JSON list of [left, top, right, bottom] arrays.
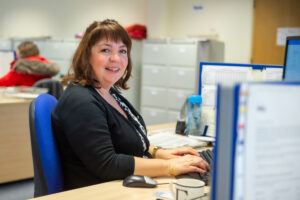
[[33, 78, 64, 99], [29, 94, 63, 197]]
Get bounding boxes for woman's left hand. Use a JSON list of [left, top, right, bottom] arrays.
[[156, 147, 200, 159]]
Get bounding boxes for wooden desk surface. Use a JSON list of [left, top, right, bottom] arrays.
[[0, 97, 34, 183], [29, 177, 210, 200], [147, 122, 176, 132]]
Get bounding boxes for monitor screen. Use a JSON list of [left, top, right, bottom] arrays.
[[283, 36, 300, 80], [212, 82, 300, 200]]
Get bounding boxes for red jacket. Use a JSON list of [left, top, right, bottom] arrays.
[[0, 56, 60, 87]]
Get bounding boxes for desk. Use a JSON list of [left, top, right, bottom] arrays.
[[29, 176, 210, 200], [29, 123, 211, 200], [0, 98, 34, 183]]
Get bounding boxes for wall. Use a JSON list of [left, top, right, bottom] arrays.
[[0, 0, 253, 62], [147, 0, 254, 63], [0, 0, 147, 38]]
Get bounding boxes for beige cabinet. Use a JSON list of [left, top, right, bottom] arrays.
[[140, 39, 224, 125]]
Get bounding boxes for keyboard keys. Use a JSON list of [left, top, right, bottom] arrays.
[[176, 149, 213, 186]]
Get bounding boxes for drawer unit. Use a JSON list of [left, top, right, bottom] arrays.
[[167, 89, 193, 110], [43, 39, 79, 60], [168, 67, 196, 89], [168, 44, 197, 66], [140, 39, 224, 125], [142, 65, 169, 87], [141, 87, 168, 108], [141, 107, 168, 126], [142, 42, 169, 65], [167, 110, 180, 123], [0, 39, 12, 50]]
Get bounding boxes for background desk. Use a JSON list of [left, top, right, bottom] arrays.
[[0, 98, 33, 183], [29, 177, 210, 200]]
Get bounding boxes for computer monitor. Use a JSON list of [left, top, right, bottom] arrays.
[[212, 82, 300, 200], [282, 36, 300, 80], [197, 62, 282, 139]]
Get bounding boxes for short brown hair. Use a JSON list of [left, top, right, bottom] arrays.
[[17, 41, 40, 58], [63, 19, 132, 92]]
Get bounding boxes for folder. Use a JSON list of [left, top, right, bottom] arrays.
[[211, 81, 300, 200]]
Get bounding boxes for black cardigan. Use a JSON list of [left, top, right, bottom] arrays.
[[51, 83, 150, 190]]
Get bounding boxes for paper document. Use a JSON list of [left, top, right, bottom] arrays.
[[148, 128, 207, 149], [202, 66, 252, 85], [263, 68, 283, 81], [201, 85, 217, 106]]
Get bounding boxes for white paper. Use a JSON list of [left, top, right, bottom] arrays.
[[148, 131, 207, 149], [202, 66, 252, 85], [201, 85, 217, 106], [153, 190, 173, 199], [277, 27, 300, 46], [201, 105, 216, 137], [263, 68, 283, 81]]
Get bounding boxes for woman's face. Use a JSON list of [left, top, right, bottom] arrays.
[[89, 39, 128, 89]]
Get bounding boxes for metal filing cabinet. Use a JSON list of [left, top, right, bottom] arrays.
[[41, 39, 80, 76], [121, 40, 143, 111], [0, 38, 12, 50], [140, 39, 224, 125]]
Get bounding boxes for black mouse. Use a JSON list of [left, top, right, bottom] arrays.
[[122, 175, 157, 188]]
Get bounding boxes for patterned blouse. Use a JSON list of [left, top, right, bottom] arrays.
[[110, 91, 150, 158]]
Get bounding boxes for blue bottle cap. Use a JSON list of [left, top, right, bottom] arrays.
[[188, 95, 202, 103]]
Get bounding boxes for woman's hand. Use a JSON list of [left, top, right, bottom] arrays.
[[155, 147, 200, 159], [167, 154, 210, 176]]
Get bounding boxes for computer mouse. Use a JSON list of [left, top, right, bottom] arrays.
[[122, 175, 157, 188]]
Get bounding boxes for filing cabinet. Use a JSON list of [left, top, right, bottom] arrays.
[[168, 67, 196, 89], [121, 40, 143, 111], [140, 39, 224, 125], [141, 107, 169, 125], [167, 89, 193, 110], [168, 110, 181, 123], [142, 65, 169, 86], [0, 39, 14, 77], [41, 39, 80, 76], [0, 38, 12, 50], [141, 86, 168, 108], [142, 42, 169, 64]]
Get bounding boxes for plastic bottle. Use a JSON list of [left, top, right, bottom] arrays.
[[186, 95, 202, 136]]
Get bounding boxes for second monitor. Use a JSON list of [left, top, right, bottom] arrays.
[[282, 36, 300, 81]]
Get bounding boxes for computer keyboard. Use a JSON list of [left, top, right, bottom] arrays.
[[176, 149, 214, 185]]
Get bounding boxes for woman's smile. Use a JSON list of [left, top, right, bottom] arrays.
[[105, 66, 120, 72]]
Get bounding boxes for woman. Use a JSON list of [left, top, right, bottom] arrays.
[[52, 19, 209, 191], [0, 41, 60, 86]]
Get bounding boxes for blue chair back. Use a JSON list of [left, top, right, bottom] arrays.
[[29, 94, 63, 197]]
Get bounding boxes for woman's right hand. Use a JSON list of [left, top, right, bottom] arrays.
[[167, 154, 210, 176]]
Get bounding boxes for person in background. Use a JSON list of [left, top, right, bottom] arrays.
[[0, 41, 60, 86], [52, 19, 210, 191]]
